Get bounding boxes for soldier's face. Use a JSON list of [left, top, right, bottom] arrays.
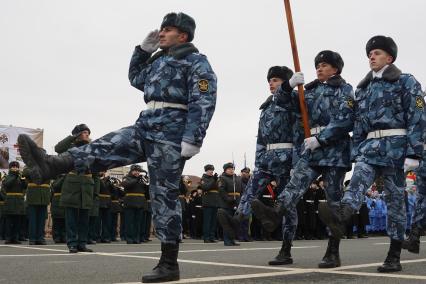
[[225, 168, 234, 175], [79, 130, 90, 142], [368, 49, 393, 72], [131, 170, 141, 177], [268, 77, 284, 94], [159, 26, 188, 49], [206, 169, 214, 176], [316, 62, 338, 82], [10, 166, 19, 172]]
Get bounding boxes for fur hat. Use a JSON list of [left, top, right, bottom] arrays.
[[366, 35, 397, 62], [314, 50, 344, 74], [71, 124, 91, 136], [130, 164, 143, 172], [267, 66, 294, 82], [223, 162, 234, 171], [161, 12, 196, 42], [9, 161, 20, 169], [204, 164, 214, 172]]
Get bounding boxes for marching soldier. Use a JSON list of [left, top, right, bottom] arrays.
[[107, 176, 124, 242], [88, 172, 101, 244], [320, 36, 424, 273], [251, 50, 354, 269], [18, 11, 217, 283], [1, 161, 27, 244]]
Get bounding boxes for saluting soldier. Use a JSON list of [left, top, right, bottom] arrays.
[[1, 161, 27, 244], [201, 164, 220, 243], [56, 124, 95, 253], [122, 164, 148, 244]]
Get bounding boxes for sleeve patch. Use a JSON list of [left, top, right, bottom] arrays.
[[198, 79, 209, 93], [416, 96, 424, 109]]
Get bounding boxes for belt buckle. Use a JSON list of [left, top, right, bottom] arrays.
[[377, 130, 383, 138]]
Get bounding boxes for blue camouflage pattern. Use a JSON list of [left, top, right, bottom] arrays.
[[68, 43, 217, 243], [341, 162, 406, 240], [292, 75, 355, 169], [238, 88, 298, 240], [128, 44, 217, 147], [351, 64, 424, 168]]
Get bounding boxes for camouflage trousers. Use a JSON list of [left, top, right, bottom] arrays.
[[238, 168, 297, 240], [341, 161, 406, 240], [278, 158, 346, 223], [68, 125, 185, 244], [411, 174, 426, 230]]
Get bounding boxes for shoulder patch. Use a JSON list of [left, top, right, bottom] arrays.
[[198, 79, 209, 93], [416, 96, 424, 109], [347, 98, 354, 109]]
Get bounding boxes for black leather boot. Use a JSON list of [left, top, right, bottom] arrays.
[[377, 239, 402, 273], [251, 199, 286, 233], [18, 134, 74, 184], [217, 209, 243, 240], [318, 202, 353, 239], [318, 237, 341, 268], [402, 226, 421, 254], [142, 243, 180, 283], [269, 240, 293, 265]]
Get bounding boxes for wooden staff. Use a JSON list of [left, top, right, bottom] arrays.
[[283, 0, 311, 138]]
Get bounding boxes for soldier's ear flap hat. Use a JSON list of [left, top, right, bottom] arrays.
[[161, 12, 196, 42], [267, 66, 294, 82], [314, 50, 344, 74], [72, 124, 91, 136], [204, 164, 214, 171], [9, 161, 20, 169], [366, 35, 397, 63], [223, 162, 234, 171]]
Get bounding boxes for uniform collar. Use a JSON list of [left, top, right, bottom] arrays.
[[357, 64, 401, 89], [304, 75, 346, 90]]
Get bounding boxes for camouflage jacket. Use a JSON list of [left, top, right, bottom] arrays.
[[352, 64, 424, 168], [255, 85, 299, 175], [292, 75, 355, 169], [128, 43, 217, 147]]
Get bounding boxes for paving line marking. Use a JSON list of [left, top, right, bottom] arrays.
[[106, 245, 319, 255], [374, 240, 426, 245], [0, 253, 75, 258], [331, 258, 426, 270], [114, 269, 314, 284], [320, 270, 426, 280]]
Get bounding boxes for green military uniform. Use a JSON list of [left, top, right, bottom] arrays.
[[2, 170, 27, 243], [56, 135, 94, 250], [51, 175, 66, 242], [201, 173, 220, 242], [122, 173, 148, 244], [88, 174, 100, 243], [108, 178, 123, 241], [25, 175, 50, 244], [98, 176, 112, 242]]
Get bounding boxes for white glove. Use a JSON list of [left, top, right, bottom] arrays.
[[404, 158, 420, 172], [181, 141, 200, 158], [140, 30, 160, 53], [303, 137, 321, 151], [289, 72, 304, 88]]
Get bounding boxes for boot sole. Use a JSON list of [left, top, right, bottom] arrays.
[[318, 203, 344, 239], [402, 241, 420, 254], [377, 266, 402, 273], [18, 135, 45, 183], [268, 259, 293, 265], [251, 199, 278, 233], [142, 274, 179, 283]]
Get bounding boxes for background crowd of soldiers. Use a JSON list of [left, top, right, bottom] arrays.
[[5, 154, 415, 246]]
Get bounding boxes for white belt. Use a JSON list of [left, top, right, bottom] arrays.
[[366, 129, 407, 139], [318, 200, 327, 203], [146, 101, 188, 111], [195, 205, 202, 208], [424, 144, 426, 151], [310, 126, 325, 135], [266, 143, 293, 150], [305, 200, 314, 203], [262, 195, 273, 198]]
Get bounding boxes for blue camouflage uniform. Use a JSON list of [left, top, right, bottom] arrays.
[[341, 64, 424, 240], [238, 84, 299, 240], [277, 75, 354, 220], [67, 43, 217, 243]]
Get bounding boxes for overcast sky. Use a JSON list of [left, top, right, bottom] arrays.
[[1, 0, 426, 176]]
